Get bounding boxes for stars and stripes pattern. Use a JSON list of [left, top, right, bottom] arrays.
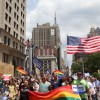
[[33, 56, 43, 69], [67, 35, 100, 54]]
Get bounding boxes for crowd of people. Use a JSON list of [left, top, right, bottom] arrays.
[[0, 69, 100, 100]]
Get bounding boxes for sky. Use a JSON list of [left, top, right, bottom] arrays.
[[26, 0, 100, 66]]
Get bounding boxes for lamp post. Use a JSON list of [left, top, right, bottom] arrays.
[[57, 46, 60, 70]]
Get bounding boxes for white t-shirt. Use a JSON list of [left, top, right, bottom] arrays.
[[97, 81, 100, 92], [88, 82, 96, 95], [39, 81, 51, 93]]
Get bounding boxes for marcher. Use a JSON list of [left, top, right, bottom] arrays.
[[72, 71, 92, 100]]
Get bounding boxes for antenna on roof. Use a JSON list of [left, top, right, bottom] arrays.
[[54, 12, 57, 24]]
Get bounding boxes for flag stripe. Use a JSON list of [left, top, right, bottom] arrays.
[[28, 86, 81, 100], [67, 36, 100, 54]]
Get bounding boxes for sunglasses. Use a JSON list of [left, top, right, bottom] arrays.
[[77, 74, 82, 75]]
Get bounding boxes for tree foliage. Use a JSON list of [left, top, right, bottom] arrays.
[[71, 52, 100, 74]]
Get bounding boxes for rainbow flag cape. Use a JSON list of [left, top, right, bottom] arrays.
[[54, 70, 64, 78], [28, 86, 81, 100], [16, 66, 27, 75]]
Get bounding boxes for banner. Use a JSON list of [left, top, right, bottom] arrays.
[[33, 56, 43, 69], [28, 86, 81, 100], [72, 85, 86, 94]]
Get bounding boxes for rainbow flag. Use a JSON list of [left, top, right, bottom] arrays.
[[16, 66, 27, 75], [28, 86, 81, 100], [0, 72, 2, 76], [54, 70, 64, 78]]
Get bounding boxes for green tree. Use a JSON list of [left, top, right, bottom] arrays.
[[71, 62, 83, 74], [84, 52, 100, 74]]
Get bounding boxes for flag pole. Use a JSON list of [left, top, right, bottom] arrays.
[[80, 57, 84, 76]]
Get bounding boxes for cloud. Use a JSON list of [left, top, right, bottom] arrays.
[[26, 0, 100, 65]]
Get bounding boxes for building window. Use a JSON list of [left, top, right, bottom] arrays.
[[13, 31, 16, 37], [14, 12, 16, 18], [23, 22, 24, 27], [13, 41, 15, 48], [4, 36, 7, 44], [47, 49, 49, 55], [17, 6, 19, 12], [21, 11, 23, 17], [51, 49, 54, 54], [9, 0, 12, 3], [15, 3, 17, 9], [17, 15, 19, 21], [43, 49, 45, 55], [17, 0, 19, 3], [8, 27, 11, 33], [9, 6, 12, 13], [3, 53, 9, 63], [5, 13, 8, 21], [6, 2, 8, 10], [8, 38, 10, 46], [23, 14, 24, 19], [17, 24, 18, 30], [21, 3, 23, 8], [9, 16, 11, 24], [16, 33, 18, 38], [16, 43, 18, 49], [5, 24, 7, 31], [14, 21, 16, 28]]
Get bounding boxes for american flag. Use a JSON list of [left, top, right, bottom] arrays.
[[67, 35, 100, 54], [33, 56, 43, 69]]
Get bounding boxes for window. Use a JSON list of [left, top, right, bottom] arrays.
[[21, 11, 23, 17], [8, 38, 10, 46], [21, 3, 23, 8], [23, 6, 25, 11], [20, 28, 22, 33], [17, 24, 18, 30], [22, 22, 24, 27], [14, 21, 16, 28], [5, 24, 7, 31], [9, 16, 11, 24], [8, 27, 11, 33], [4, 36, 7, 44], [3, 53, 9, 63], [16, 43, 18, 49], [15, 3, 17, 9], [5, 13, 8, 20], [13, 31, 16, 37], [43, 49, 45, 55], [9, 0, 12, 3], [17, 0, 19, 3], [13, 41, 15, 48], [23, 14, 24, 19], [6, 2, 8, 10], [16, 33, 18, 38], [17, 6, 19, 12], [9, 6, 12, 13], [17, 15, 19, 21], [14, 12, 16, 18], [21, 19, 22, 25]]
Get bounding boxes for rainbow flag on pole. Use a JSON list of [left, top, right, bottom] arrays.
[[54, 70, 64, 78], [28, 86, 81, 100], [16, 66, 27, 75]]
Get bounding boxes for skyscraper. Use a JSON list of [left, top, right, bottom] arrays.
[[32, 22, 61, 73], [32, 23, 60, 48], [0, 0, 26, 75]]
